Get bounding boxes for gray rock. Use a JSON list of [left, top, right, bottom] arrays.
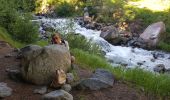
[[4, 54, 12, 58], [153, 64, 166, 73], [150, 58, 155, 62], [61, 84, 72, 92], [100, 26, 132, 45], [42, 90, 73, 100], [165, 68, 170, 74], [137, 62, 143, 66], [140, 22, 166, 48], [34, 86, 47, 94], [0, 82, 12, 98], [6, 69, 22, 82], [100, 26, 122, 45], [66, 73, 74, 84], [76, 69, 114, 90], [13, 48, 20, 52], [21, 45, 71, 85]]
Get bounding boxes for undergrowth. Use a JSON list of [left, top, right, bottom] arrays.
[[71, 48, 170, 98]]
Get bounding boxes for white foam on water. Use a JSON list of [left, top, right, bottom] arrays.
[[37, 18, 170, 71]]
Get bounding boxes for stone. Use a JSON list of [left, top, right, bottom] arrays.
[[76, 69, 114, 90], [0, 82, 12, 98], [34, 86, 47, 94], [42, 90, 73, 100], [6, 69, 22, 82], [13, 48, 20, 52], [137, 62, 143, 66], [165, 68, 170, 74], [66, 73, 74, 84], [139, 22, 166, 48], [100, 26, 122, 45], [61, 84, 72, 92], [20, 45, 71, 85], [153, 64, 166, 73], [71, 56, 75, 64], [4, 54, 12, 58], [50, 69, 66, 88], [150, 58, 155, 62]]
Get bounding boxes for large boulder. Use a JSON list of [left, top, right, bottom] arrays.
[[76, 69, 114, 90], [139, 22, 166, 48], [20, 45, 71, 85], [100, 26, 120, 44], [100, 26, 129, 45]]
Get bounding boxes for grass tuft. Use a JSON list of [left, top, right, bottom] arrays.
[[71, 48, 170, 97]]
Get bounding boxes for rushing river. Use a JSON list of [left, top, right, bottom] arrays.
[[35, 17, 170, 71]]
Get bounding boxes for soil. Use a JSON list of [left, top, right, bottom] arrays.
[[0, 40, 158, 100]]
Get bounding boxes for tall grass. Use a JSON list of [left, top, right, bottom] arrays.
[[0, 27, 25, 48], [71, 48, 170, 97]]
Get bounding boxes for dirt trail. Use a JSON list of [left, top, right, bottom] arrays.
[[0, 40, 157, 100]]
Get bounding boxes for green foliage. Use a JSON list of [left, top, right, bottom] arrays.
[[54, 2, 75, 17], [124, 68, 170, 96], [9, 15, 38, 43], [65, 34, 103, 57], [0, 27, 25, 48], [71, 49, 112, 70], [157, 41, 170, 52], [0, 0, 38, 44], [15, 0, 36, 12], [0, 0, 18, 29], [72, 48, 170, 97], [34, 40, 49, 47]]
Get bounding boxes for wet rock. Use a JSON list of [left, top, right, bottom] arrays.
[[42, 90, 73, 100], [6, 69, 22, 82], [152, 52, 165, 59], [153, 64, 166, 73], [76, 69, 114, 90], [137, 62, 143, 66], [34, 86, 47, 94], [165, 68, 170, 74], [100, 26, 121, 45], [21, 45, 71, 85], [150, 58, 155, 62], [61, 84, 72, 92], [0, 82, 12, 98], [85, 23, 95, 29], [168, 56, 170, 59], [66, 73, 74, 84], [139, 22, 166, 48]]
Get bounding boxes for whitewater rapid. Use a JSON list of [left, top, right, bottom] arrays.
[[36, 18, 170, 71]]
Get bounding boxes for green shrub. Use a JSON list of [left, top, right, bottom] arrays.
[[65, 34, 103, 56], [0, 0, 18, 29], [157, 41, 170, 52], [71, 49, 112, 70], [54, 2, 75, 17], [0, 0, 38, 44], [0, 27, 25, 48], [9, 16, 38, 43], [15, 0, 36, 12]]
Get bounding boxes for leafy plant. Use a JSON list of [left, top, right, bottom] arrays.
[[9, 16, 38, 43], [65, 34, 103, 57], [54, 2, 75, 17]]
